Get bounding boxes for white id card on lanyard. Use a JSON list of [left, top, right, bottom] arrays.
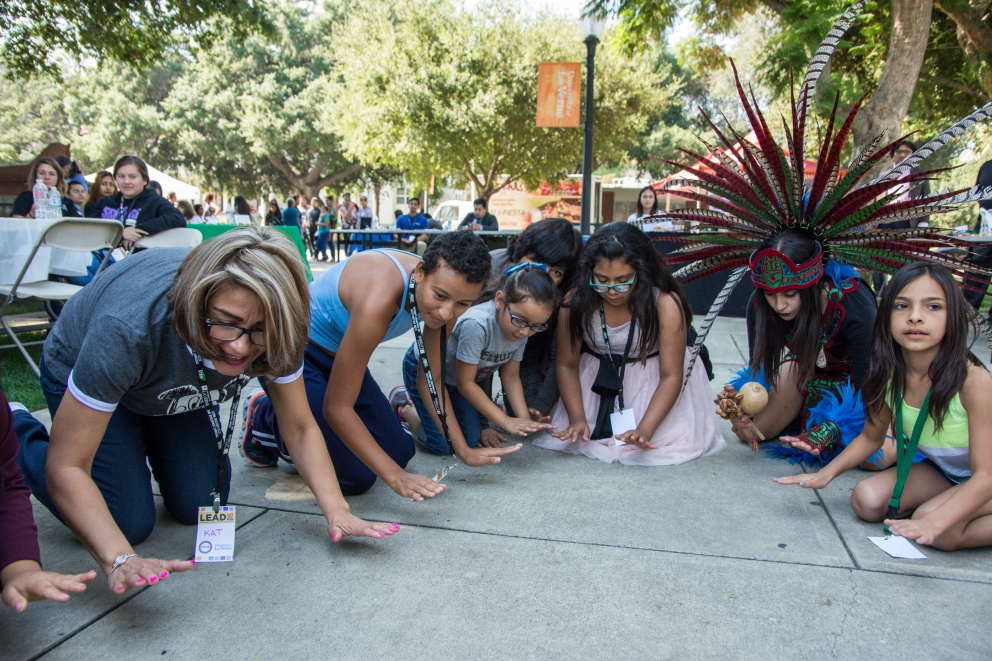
[[195, 506, 236, 562], [611, 409, 637, 442]]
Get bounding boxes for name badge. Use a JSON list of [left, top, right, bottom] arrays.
[[611, 408, 637, 442], [195, 506, 236, 562]]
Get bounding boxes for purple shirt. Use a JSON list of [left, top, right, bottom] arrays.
[[0, 389, 41, 578]]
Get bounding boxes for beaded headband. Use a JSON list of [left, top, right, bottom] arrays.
[[749, 242, 825, 293]]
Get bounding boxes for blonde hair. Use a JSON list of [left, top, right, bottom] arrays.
[[168, 226, 310, 378], [26, 157, 67, 196]]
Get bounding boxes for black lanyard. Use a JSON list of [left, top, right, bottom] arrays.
[[883, 384, 932, 533], [599, 300, 636, 411], [408, 272, 451, 445], [191, 349, 247, 511]]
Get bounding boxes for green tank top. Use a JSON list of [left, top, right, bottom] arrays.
[[888, 379, 971, 480]]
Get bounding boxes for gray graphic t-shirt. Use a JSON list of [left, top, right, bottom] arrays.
[[43, 248, 301, 417], [444, 300, 526, 386]]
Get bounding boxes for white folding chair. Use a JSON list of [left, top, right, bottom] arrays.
[[131, 227, 203, 252], [0, 219, 123, 376]]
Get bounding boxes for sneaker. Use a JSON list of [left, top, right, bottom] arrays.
[[239, 390, 278, 468], [388, 385, 413, 424]]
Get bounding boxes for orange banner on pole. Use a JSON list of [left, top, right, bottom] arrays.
[[536, 62, 581, 128]]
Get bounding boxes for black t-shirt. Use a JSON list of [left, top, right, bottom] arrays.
[[85, 188, 185, 236], [745, 278, 876, 388]]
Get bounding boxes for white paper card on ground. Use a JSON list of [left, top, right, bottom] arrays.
[[611, 408, 637, 443], [868, 535, 927, 560], [195, 506, 236, 562]]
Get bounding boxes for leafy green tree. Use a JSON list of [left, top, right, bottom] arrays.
[[166, 1, 360, 198], [0, 69, 73, 163], [0, 0, 272, 79], [335, 0, 675, 201]]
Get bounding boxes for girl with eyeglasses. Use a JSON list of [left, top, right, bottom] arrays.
[[533, 222, 725, 465], [396, 264, 557, 455], [10, 228, 397, 597]]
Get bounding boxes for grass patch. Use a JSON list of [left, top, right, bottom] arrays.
[[1, 299, 47, 410]]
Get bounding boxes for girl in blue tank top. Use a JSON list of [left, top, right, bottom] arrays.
[[244, 233, 521, 501], [776, 262, 992, 552]]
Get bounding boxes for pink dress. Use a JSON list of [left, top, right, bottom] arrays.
[[532, 317, 725, 465]]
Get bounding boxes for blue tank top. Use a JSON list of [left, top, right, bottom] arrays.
[[309, 249, 415, 353]]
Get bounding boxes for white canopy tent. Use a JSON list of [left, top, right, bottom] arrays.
[[85, 164, 201, 202]]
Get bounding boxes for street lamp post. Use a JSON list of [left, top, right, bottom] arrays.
[[580, 10, 605, 236]]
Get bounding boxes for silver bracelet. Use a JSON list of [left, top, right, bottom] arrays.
[[108, 553, 137, 576]]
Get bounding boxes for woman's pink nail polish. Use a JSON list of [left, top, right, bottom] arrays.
[[116, 586, 124, 592], [135, 578, 145, 585], [190, 559, 196, 565], [160, 572, 169, 579], [148, 576, 158, 584]]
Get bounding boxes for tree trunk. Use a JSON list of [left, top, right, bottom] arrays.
[[374, 183, 382, 222], [936, 0, 992, 97], [850, 0, 934, 158]]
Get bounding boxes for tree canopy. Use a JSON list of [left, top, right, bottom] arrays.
[[0, 0, 272, 78], [334, 0, 676, 200]]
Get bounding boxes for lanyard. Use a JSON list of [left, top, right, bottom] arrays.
[[191, 350, 248, 511], [118, 196, 137, 227], [883, 384, 932, 533], [598, 300, 636, 411], [408, 272, 451, 445]]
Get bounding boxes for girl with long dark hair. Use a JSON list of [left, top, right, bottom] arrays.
[[730, 229, 877, 463], [776, 263, 992, 551], [627, 185, 659, 222], [533, 222, 724, 465]]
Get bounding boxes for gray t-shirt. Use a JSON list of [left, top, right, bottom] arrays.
[[43, 248, 301, 417], [444, 300, 526, 386]]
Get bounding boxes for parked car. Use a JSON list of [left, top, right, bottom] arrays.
[[431, 200, 474, 230]]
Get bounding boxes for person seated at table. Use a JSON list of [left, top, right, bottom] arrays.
[[1, 389, 97, 613], [84, 171, 117, 216], [396, 198, 429, 256], [10, 157, 81, 219], [458, 198, 499, 231], [241, 232, 520, 501], [66, 181, 87, 216], [86, 155, 186, 251], [11, 228, 396, 597], [177, 200, 196, 223]]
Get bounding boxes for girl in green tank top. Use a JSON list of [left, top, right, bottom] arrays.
[[774, 262, 992, 552]]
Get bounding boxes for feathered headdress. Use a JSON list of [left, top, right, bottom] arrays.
[[630, 1, 992, 389]]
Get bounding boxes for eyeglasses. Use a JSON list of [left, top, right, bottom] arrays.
[[588, 274, 637, 293], [204, 319, 266, 346], [503, 262, 548, 276], [505, 303, 549, 332]]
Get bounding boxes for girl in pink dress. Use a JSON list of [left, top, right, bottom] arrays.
[[533, 223, 725, 465]]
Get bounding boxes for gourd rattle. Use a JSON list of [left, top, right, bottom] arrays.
[[715, 382, 769, 450]]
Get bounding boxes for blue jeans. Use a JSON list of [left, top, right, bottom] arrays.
[[14, 361, 231, 545], [401, 346, 482, 456], [250, 342, 415, 495], [316, 232, 329, 259]]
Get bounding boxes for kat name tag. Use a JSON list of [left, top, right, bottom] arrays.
[[195, 506, 236, 562], [611, 408, 637, 443]]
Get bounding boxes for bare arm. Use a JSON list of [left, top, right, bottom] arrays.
[[418, 326, 521, 466], [322, 292, 444, 500], [267, 378, 397, 540], [616, 293, 685, 449], [552, 303, 590, 442], [45, 393, 193, 593], [896, 367, 992, 537], [774, 402, 891, 489]]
